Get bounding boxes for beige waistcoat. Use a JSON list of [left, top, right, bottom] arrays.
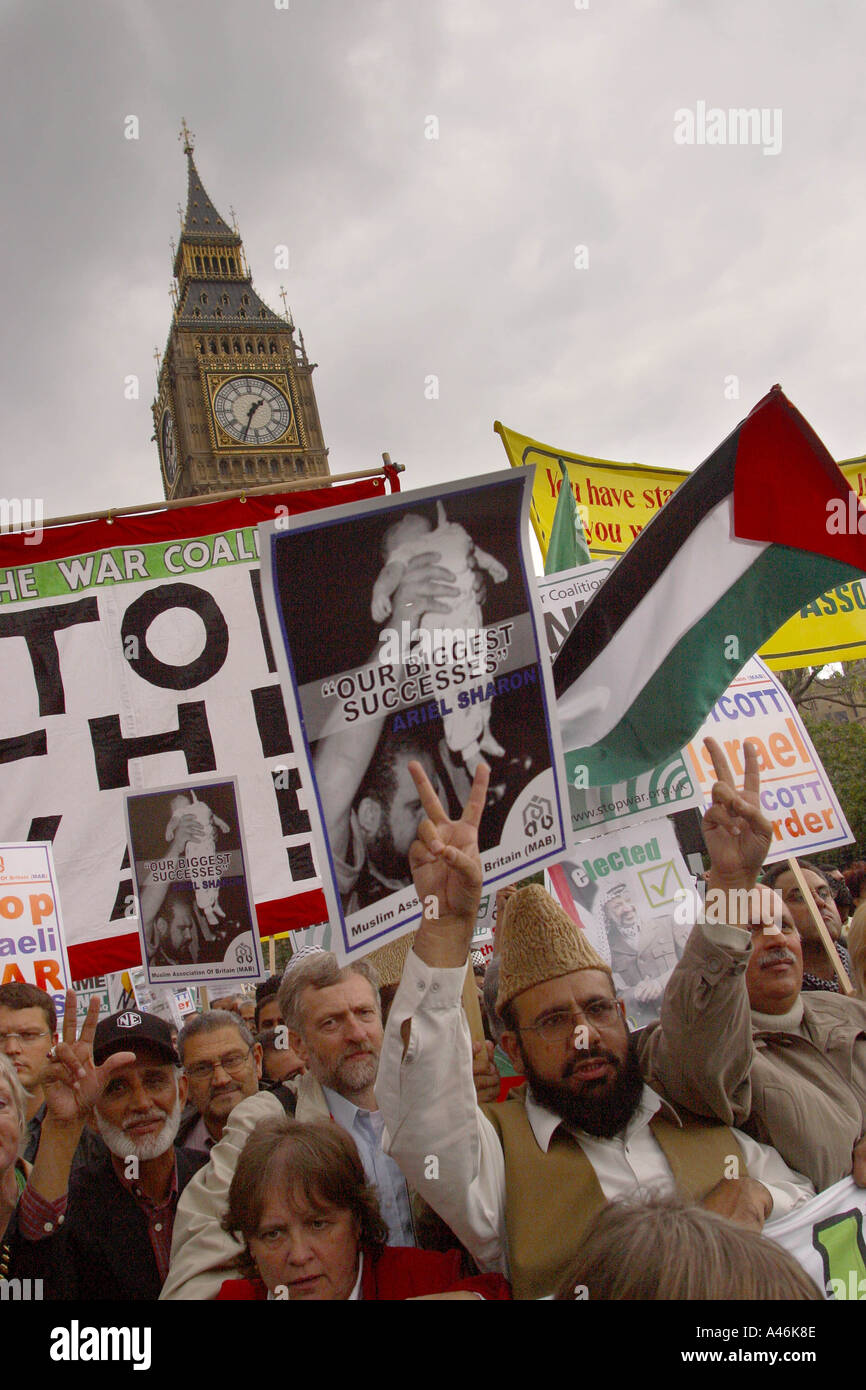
[[482, 1084, 746, 1300]]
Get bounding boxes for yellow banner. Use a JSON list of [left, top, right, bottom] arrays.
[[495, 420, 866, 671]]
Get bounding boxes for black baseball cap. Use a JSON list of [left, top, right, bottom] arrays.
[[93, 1010, 179, 1067]]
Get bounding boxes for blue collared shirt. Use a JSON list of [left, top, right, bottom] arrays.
[[323, 1086, 415, 1247]]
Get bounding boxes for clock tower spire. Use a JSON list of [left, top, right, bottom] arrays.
[[152, 124, 329, 498]]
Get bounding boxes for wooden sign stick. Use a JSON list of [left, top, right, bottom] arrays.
[[786, 856, 853, 995]]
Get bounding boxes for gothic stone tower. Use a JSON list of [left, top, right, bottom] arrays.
[[153, 124, 329, 499]]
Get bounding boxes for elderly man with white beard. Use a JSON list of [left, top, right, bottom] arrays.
[[14, 1000, 207, 1299]]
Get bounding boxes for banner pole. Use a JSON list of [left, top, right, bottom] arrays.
[[30, 463, 405, 534], [268, 936, 276, 976]]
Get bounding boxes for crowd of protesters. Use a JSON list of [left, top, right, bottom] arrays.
[[2, 737, 866, 1301]]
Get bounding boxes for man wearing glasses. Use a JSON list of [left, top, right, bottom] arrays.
[[375, 762, 814, 1300], [759, 858, 851, 993], [0, 983, 102, 1171], [176, 1011, 293, 1153], [642, 739, 866, 1195]]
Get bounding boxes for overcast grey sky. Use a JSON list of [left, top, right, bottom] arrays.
[[2, 0, 864, 519]]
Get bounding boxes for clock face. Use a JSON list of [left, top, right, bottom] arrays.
[[161, 410, 179, 484], [213, 376, 293, 445]]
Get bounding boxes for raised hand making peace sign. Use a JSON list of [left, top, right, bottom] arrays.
[[702, 737, 773, 892], [409, 758, 489, 968], [41, 992, 135, 1127]]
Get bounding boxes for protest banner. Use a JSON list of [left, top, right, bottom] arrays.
[[125, 777, 264, 987], [128, 965, 184, 1031], [684, 656, 853, 862], [0, 842, 69, 1020], [72, 972, 127, 1024], [0, 480, 386, 982], [498, 419, 866, 669], [173, 987, 197, 1017], [547, 817, 692, 1029], [471, 890, 499, 962], [766, 1177, 866, 1299], [538, 560, 700, 836], [259, 470, 569, 964]]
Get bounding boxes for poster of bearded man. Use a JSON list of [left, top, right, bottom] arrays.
[[258, 470, 569, 964]]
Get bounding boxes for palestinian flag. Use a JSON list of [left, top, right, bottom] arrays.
[[554, 386, 866, 785]]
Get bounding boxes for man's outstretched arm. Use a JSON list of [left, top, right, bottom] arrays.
[[376, 760, 511, 1275], [640, 738, 772, 1123]]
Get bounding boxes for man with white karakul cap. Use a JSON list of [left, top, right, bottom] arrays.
[[376, 762, 815, 1299]]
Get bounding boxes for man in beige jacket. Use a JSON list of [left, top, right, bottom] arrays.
[[641, 736, 866, 1194]]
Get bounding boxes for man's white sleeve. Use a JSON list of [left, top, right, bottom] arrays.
[[733, 1128, 816, 1217], [376, 947, 510, 1276], [161, 1091, 285, 1300]]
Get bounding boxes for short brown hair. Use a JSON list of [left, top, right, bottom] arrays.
[[0, 982, 57, 1032], [555, 1195, 822, 1300], [277, 952, 379, 1034], [222, 1116, 388, 1273]]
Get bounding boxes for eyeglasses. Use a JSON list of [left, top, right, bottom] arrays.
[[518, 1000, 623, 1044], [782, 884, 834, 905], [0, 1029, 51, 1047], [185, 1045, 254, 1081]]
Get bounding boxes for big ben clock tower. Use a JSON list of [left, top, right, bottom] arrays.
[[153, 122, 329, 499]]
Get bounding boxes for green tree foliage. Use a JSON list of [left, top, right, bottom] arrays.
[[801, 714, 866, 866]]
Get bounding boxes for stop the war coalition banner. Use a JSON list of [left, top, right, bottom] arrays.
[[260, 471, 569, 963], [0, 482, 385, 979]]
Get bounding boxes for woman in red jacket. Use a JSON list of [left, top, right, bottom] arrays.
[[216, 1115, 510, 1301]]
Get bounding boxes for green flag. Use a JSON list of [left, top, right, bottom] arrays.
[[545, 461, 592, 574]]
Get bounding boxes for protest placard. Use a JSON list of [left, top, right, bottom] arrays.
[[128, 965, 184, 1031], [259, 471, 569, 963], [471, 890, 499, 962], [71, 973, 126, 1024], [684, 657, 853, 862], [547, 817, 692, 1029], [124, 777, 264, 986], [766, 1177, 866, 1299], [538, 560, 701, 836], [173, 987, 197, 1017], [0, 842, 69, 1019]]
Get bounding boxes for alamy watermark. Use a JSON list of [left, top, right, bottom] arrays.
[[826, 494, 866, 535], [0, 496, 43, 545], [673, 885, 783, 930], [674, 102, 782, 157]]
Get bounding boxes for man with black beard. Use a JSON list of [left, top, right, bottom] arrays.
[[376, 762, 814, 1300], [337, 734, 443, 912]]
